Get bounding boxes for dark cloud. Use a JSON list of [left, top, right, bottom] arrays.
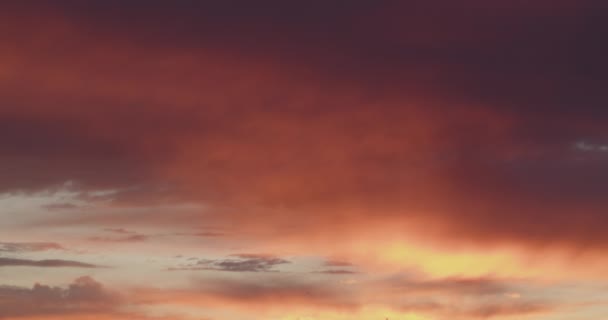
[[36, 0, 606, 116], [0, 276, 119, 318], [170, 254, 290, 272], [0, 242, 64, 253], [0, 257, 101, 268], [0, 115, 148, 193], [0, 0, 606, 251]]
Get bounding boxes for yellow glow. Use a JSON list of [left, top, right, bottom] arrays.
[[348, 241, 573, 279], [275, 307, 432, 320]]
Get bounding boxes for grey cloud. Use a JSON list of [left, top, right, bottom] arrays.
[[0, 257, 101, 268], [170, 253, 290, 272]]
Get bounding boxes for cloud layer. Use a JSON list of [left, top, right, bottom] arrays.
[[1, 1, 606, 252], [1, 2, 607, 320]]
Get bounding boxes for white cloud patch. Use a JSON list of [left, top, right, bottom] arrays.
[[574, 141, 608, 152]]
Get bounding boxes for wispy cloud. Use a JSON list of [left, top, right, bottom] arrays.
[[89, 228, 149, 242], [0, 257, 102, 268], [382, 275, 512, 296], [89, 234, 149, 243], [169, 254, 290, 272], [103, 228, 135, 234], [0, 242, 65, 253], [314, 269, 358, 275]]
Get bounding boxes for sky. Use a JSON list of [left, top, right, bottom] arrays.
[[1, 1, 608, 319]]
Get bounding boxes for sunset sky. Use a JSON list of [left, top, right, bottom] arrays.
[[1, 1, 608, 319]]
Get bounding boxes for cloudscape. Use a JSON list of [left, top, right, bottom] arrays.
[[1, 1, 607, 319]]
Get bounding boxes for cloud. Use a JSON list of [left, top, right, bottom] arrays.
[[0, 257, 101, 268], [134, 276, 358, 312], [103, 228, 135, 234], [42, 202, 79, 211], [131, 273, 559, 319], [195, 277, 354, 309], [170, 254, 290, 272], [191, 231, 225, 237], [384, 276, 511, 296], [316, 259, 358, 274], [0, 0, 607, 267], [0, 276, 119, 318], [2, 2, 602, 320], [89, 234, 148, 242], [89, 228, 149, 243], [392, 300, 553, 319], [89, 227, 223, 243], [172, 231, 226, 238], [574, 141, 608, 152], [314, 270, 358, 275], [465, 301, 552, 319], [378, 275, 555, 319], [323, 259, 353, 267], [0, 242, 64, 253]]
